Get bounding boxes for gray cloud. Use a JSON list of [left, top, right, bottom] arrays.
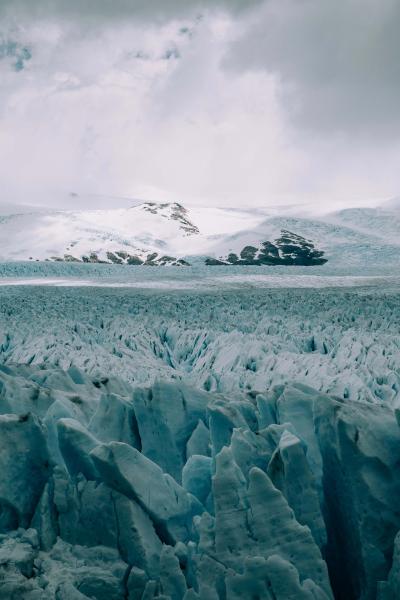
[[0, 0, 262, 22], [226, 0, 400, 139], [1, 0, 400, 209]]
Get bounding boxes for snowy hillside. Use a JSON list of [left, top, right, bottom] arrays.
[[0, 202, 201, 266], [206, 206, 400, 268], [0, 200, 400, 267], [0, 201, 288, 266]]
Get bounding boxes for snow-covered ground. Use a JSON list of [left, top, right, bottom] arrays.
[[0, 260, 399, 289], [1, 199, 400, 267], [0, 273, 399, 290]]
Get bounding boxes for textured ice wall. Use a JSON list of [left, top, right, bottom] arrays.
[[0, 366, 400, 598], [0, 286, 400, 599]]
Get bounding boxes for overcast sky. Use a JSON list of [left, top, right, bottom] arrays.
[[1, 0, 399, 210]]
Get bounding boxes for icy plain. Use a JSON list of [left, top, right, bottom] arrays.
[[0, 264, 400, 599]]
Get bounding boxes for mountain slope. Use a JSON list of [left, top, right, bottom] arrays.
[[0, 202, 200, 266], [207, 207, 400, 268], [0, 200, 399, 267]]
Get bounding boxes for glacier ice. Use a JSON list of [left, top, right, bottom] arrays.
[[0, 413, 50, 531], [0, 365, 400, 598], [0, 285, 399, 598], [267, 429, 327, 548], [1, 285, 400, 408]]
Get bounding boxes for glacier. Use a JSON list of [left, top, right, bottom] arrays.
[[0, 277, 400, 598]]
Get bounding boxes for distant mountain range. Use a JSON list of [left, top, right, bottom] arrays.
[[0, 200, 400, 267]]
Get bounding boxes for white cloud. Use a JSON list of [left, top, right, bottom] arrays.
[[0, 0, 399, 210], [0, 12, 302, 208]]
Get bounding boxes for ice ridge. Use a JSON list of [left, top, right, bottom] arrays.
[[0, 366, 399, 598]]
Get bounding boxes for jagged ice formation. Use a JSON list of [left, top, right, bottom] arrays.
[[0, 285, 400, 598]]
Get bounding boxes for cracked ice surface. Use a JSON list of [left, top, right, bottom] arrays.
[[0, 279, 400, 598], [0, 286, 399, 407]]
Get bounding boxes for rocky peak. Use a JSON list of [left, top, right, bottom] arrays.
[[139, 202, 199, 236]]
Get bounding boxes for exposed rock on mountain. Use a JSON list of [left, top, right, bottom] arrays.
[[206, 230, 327, 266], [141, 202, 200, 236]]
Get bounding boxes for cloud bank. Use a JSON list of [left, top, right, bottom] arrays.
[[0, 0, 261, 22], [227, 0, 400, 138], [0, 0, 399, 210]]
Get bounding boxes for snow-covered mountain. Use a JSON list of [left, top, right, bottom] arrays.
[[0, 200, 400, 267], [0, 202, 201, 266]]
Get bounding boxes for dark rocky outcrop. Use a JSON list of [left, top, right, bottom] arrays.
[[47, 252, 190, 266], [206, 230, 328, 266]]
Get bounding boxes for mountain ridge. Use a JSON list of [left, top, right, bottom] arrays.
[[0, 200, 399, 267]]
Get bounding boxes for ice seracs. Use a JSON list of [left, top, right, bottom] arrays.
[[1, 284, 400, 597], [0, 354, 400, 598], [0, 368, 336, 599]]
